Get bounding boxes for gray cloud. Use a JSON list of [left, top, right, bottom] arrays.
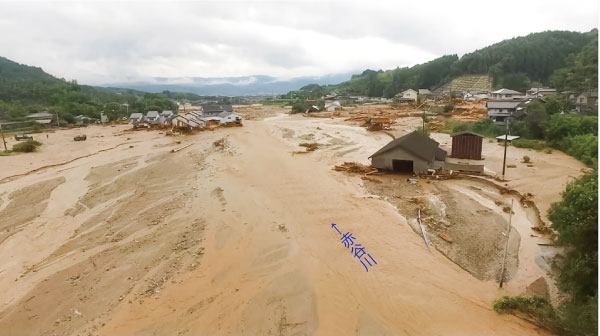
[[0, 0, 596, 84]]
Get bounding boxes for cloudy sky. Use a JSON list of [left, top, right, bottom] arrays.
[[0, 0, 597, 85]]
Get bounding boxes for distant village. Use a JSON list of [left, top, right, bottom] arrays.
[[303, 86, 598, 121], [22, 103, 244, 132]]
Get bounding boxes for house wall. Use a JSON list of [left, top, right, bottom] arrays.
[[371, 147, 430, 174], [451, 134, 483, 160], [402, 90, 418, 101]]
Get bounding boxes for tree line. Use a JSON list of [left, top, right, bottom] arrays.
[[289, 29, 598, 99]]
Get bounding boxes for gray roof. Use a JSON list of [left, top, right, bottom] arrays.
[[26, 112, 53, 119], [492, 88, 522, 95], [202, 104, 233, 113], [369, 130, 443, 162], [129, 113, 143, 119], [161, 110, 174, 116], [418, 89, 432, 95], [487, 100, 524, 109], [146, 111, 160, 118]]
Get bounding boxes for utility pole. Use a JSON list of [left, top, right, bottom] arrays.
[[0, 122, 7, 151], [501, 118, 509, 179], [55, 111, 60, 128]]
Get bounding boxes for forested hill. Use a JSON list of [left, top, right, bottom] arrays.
[[0, 56, 186, 123], [295, 29, 598, 98]]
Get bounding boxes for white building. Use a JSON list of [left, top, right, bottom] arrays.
[[490, 88, 524, 100], [398, 89, 418, 101]]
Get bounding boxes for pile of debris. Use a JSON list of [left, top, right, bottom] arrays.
[[299, 142, 319, 152], [333, 162, 377, 174]]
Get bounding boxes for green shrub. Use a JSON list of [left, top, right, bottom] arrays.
[[513, 138, 546, 150], [493, 296, 561, 331], [451, 119, 503, 138], [443, 104, 454, 112], [523, 155, 531, 163], [493, 295, 598, 335], [560, 134, 598, 167], [291, 100, 306, 114], [12, 140, 42, 152]]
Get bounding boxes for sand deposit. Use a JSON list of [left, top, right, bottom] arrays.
[[0, 106, 583, 335]]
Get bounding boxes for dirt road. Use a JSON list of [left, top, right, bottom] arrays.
[[0, 120, 548, 335]]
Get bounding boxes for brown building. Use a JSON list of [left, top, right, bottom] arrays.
[[451, 131, 483, 160], [369, 131, 447, 174]]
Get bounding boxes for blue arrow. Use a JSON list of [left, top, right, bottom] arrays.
[[331, 223, 341, 234]]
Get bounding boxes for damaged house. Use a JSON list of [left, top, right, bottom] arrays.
[[369, 131, 447, 174]]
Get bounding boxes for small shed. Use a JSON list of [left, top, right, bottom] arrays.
[[451, 131, 484, 160]]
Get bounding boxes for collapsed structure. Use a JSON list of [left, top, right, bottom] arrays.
[[128, 104, 242, 131]]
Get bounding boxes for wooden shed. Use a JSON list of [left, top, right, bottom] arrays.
[[450, 131, 483, 160]]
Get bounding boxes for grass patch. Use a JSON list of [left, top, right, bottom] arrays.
[[513, 138, 547, 150], [0, 150, 12, 156], [12, 140, 42, 152]]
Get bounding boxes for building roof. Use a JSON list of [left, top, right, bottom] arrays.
[[146, 111, 160, 118], [418, 89, 432, 95], [26, 112, 53, 119], [202, 104, 233, 113], [451, 131, 485, 138], [528, 87, 556, 93], [486, 100, 525, 109], [161, 110, 174, 116], [369, 130, 442, 162], [129, 113, 143, 119], [401, 89, 417, 94], [492, 88, 522, 95], [496, 135, 520, 141], [35, 119, 53, 124]]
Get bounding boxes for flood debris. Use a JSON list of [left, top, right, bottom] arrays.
[[333, 162, 377, 174]]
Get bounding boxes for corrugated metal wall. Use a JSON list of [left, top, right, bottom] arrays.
[[451, 134, 482, 160]]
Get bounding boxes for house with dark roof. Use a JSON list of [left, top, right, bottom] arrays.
[[145, 111, 162, 125], [129, 113, 144, 126], [26, 111, 54, 125], [202, 104, 233, 116], [161, 110, 175, 122], [369, 131, 447, 174], [486, 100, 526, 122]]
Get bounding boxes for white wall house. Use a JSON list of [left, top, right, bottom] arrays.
[[399, 89, 418, 101]]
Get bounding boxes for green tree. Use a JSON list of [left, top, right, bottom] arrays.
[[549, 171, 598, 300], [524, 101, 548, 138]]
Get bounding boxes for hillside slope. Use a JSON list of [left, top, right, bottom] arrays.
[[294, 29, 597, 98], [0, 57, 178, 123]]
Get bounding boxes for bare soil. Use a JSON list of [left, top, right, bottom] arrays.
[[0, 106, 581, 335]]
